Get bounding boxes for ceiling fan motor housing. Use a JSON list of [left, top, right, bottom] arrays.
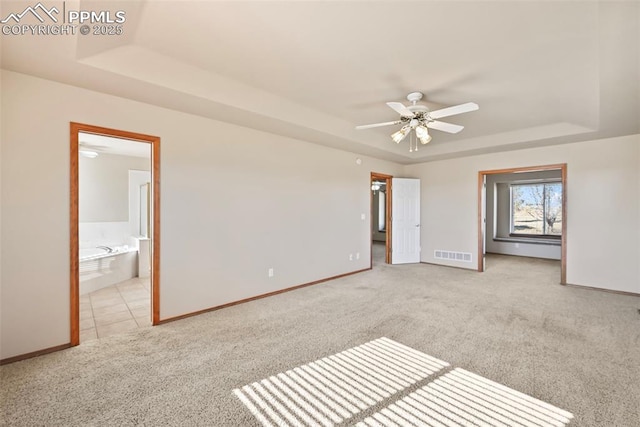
[[406, 92, 424, 103]]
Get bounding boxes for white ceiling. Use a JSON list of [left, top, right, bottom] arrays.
[[2, 0, 638, 164], [79, 132, 151, 158]]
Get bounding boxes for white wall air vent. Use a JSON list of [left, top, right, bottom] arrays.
[[434, 250, 473, 263]]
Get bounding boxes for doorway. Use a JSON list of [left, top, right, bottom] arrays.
[[371, 172, 392, 265], [478, 164, 567, 284], [70, 123, 160, 345]]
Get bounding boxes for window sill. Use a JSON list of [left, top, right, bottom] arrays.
[[493, 237, 561, 246]]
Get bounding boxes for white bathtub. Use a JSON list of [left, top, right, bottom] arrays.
[[79, 245, 138, 295]]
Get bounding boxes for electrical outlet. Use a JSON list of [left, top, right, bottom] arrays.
[[349, 254, 353, 261], [361, 213, 366, 220], [268, 268, 274, 278], [356, 252, 360, 260]]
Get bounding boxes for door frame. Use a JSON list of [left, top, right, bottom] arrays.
[[371, 172, 393, 265], [70, 122, 161, 346], [477, 163, 567, 284]]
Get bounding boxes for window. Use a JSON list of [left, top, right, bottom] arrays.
[[378, 191, 386, 232], [510, 182, 562, 236]]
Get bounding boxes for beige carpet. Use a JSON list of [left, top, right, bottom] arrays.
[[1, 253, 639, 426]]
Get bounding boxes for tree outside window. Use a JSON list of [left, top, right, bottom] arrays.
[[510, 182, 562, 236]]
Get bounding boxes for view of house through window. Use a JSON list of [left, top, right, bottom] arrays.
[[510, 182, 562, 236]]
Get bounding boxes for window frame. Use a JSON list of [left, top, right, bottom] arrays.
[[509, 180, 563, 239]]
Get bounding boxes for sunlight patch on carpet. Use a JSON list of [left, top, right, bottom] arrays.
[[233, 337, 449, 426], [357, 368, 573, 427], [233, 337, 573, 426]]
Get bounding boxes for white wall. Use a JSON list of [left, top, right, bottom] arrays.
[[80, 153, 150, 222], [0, 70, 402, 359], [405, 134, 640, 294], [79, 221, 131, 249], [128, 170, 152, 237], [0, 70, 3, 354], [2, 69, 637, 361], [79, 153, 150, 250]]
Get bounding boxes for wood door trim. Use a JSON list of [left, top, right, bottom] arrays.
[[560, 165, 567, 284], [70, 126, 79, 345], [0, 343, 73, 365], [70, 123, 161, 346], [477, 172, 484, 273], [477, 163, 567, 284], [371, 172, 393, 265]]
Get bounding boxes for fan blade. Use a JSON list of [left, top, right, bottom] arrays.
[[429, 102, 479, 119], [427, 120, 464, 134], [355, 120, 401, 130], [79, 143, 109, 151], [386, 102, 415, 118]]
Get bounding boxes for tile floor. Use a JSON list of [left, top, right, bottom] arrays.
[[80, 277, 151, 343]]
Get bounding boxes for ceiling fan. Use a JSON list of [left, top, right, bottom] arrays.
[[79, 141, 109, 158], [356, 92, 479, 152]]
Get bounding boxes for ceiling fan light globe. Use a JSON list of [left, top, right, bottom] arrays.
[[414, 126, 425, 138], [79, 150, 99, 158], [391, 126, 410, 143], [415, 124, 430, 139], [419, 134, 432, 145]]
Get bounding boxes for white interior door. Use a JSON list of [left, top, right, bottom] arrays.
[[392, 178, 421, 264]]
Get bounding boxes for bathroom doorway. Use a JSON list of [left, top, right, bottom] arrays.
[[70, 123, 160, 345]]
